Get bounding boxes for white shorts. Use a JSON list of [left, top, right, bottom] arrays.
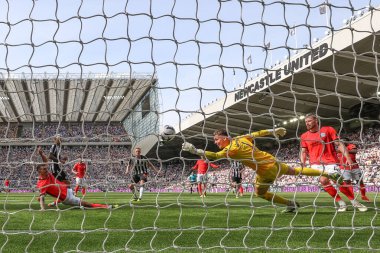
[[311, 164, 339, 174], [75, 177, 87, 187], [341, 168, 363, 181], [197, 174, 207, 183], [63, 189, 81, 206]]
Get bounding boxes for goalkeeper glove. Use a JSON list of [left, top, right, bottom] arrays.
[[267, 127, 287, 137], [182, 142, 205, 156]]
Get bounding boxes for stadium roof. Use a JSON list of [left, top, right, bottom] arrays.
[[146, 7, 380, 159], [0, 73, 156, 123]]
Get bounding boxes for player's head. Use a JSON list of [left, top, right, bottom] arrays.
[[213, 129, 231, 149], [36, 163, 48, 177], [134, 147, 142, 156], [60, 155, 68, 164], [304, 113, 319, 131], [54, 135, 61, 145]]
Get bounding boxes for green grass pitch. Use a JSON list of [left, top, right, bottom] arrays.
[[0, 192, 379, 252]]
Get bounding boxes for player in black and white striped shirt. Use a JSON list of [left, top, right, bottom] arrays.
[[230, 160, 245, 198], [126, 147, 160, 201]]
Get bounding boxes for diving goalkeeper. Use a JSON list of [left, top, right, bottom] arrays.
[[182, 128, 342, 212]]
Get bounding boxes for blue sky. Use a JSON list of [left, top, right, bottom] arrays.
[[0, 0, 378, 128]]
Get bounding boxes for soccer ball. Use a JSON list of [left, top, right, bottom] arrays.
[[161, 125, 176, 142]]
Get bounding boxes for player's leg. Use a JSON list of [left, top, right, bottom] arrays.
[[289, 164, 342, 182], [129, 175, 139, 200], [338, 170, 366, 211], [255, 171, 296, 207], [138, 178, 146, 201], [353, 169, 370, 202], [287, 163, 347, 211], [81, 182, 86, 196], [359, 178, 370, 202], [74, 177, 80, 196], [196, 174, 203, 197]]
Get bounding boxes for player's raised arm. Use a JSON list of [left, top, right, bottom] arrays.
[[241, 127, 287, 140], [37, 146, 48, 163]]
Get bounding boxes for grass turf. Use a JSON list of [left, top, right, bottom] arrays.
[[0, 192, 379, 252]]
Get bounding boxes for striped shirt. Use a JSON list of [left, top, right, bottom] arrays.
[[128, 155, 150, 175], [49, 144, 62, 175], [230, 161, 244, 178]]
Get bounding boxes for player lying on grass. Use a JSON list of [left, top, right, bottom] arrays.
[[182, 128, 343, 213], [36, 163, 113, 210]]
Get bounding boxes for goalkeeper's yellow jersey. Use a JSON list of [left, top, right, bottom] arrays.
[[204, 130, 277, 175]]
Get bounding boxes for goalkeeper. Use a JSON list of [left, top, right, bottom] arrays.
[[182, 128, 342, 213]]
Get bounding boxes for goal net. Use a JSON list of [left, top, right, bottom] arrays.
[[0, 0, 379, 252]]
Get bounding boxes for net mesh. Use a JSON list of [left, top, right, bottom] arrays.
[[0, 0, 380, 252]]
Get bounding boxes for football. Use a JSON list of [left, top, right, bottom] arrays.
[[161, 125, 176, 142]]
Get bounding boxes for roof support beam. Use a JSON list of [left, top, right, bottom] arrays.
[[92, 79, 114, 122], [303, 68, 379, 88], [21, 79, 36, 122], [62, 80, 70, 122], [276, 81, 359, 99], [77, 79, 92, 122], [107, 79, 135, 122], [1, 80, 20, 122], [334, 51, 379, 65], [269, 94, 350, 113], [43, 79, 51, 122]]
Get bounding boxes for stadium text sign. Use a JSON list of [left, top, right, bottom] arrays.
[[234, 43, 329, 102]]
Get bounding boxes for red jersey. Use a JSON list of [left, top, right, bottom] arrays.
[[192, 160, 219, 174], [4, 180, 9, 187], [36, 173, 68, 201], [301, 126, 339, 165], [73, 162, 87, 178], [337, 143, 359, 170]]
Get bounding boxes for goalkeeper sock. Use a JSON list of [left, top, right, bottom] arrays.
[[139, 186, 144, 199], [294, 167, 323, 176], [339, 182, 354, 200], [323, 185, 342, 202]]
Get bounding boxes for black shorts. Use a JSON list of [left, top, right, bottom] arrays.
[[231, 177, 242, 184], [132, 173, 148, 184]]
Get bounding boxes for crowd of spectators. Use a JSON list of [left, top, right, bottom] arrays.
[[1, 125, 379, 193], [0, 123, 129, 142]]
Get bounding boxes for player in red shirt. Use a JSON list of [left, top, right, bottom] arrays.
[[72, 157, 88, 197], [337, 137, 370, 202], [36, 163, 112, 210], [192, 156, 219, 197], [4, 179, 10, 193], [300, 113, 367, 212]]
